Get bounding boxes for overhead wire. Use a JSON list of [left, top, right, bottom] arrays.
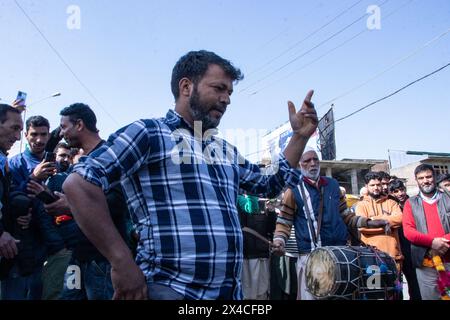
[[14, 0, 119, 126], [244, 61, 450, 158], [239, 0, 390, 93], [334, 62, 450, 123], [246, 0, 365, 77], [317, 25, 450, 112], [248, 0, 414, 97]]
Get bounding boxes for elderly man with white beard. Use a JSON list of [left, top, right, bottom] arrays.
[[272, 148, 349, 300]]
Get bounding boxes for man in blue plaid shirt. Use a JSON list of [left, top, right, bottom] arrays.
[[63, 50, 318, 300]]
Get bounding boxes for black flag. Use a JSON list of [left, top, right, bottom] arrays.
[[318, 108, 336, 160]]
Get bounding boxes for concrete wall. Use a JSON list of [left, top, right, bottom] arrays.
[[390, 159, 450, 196], [390, 162, 420, 195], [372, 162, 390, 173]]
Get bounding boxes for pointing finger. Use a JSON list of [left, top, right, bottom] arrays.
[[304, 90, 314, 103], [287, 101, 296, 118]]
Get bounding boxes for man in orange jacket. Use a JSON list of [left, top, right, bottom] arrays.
[[355, 172, 403, 266]]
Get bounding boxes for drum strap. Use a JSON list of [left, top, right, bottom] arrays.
[[299, 182, 324, 246]]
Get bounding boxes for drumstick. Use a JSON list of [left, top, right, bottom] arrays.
[[242, 227, 272, 246]]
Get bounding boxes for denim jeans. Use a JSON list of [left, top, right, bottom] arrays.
[[147, 283, 184, 300], [59, 258, 114, 300], [0, 264, 43, 300]]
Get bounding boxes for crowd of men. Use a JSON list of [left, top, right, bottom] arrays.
[[1, 50, 449, 300]]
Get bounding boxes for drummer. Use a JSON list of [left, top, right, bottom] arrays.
[[272, 148, 384, 300]]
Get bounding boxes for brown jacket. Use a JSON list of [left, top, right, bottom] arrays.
[[355, 195, 403, 261]]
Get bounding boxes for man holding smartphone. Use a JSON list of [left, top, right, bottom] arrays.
[[11, 91, 27, 113], [3, 115, 56, 299], [9, 116, 56, 191]]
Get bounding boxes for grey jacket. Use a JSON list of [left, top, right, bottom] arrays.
[[408, 192, 450, 268]]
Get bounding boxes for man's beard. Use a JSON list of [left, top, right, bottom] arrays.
[[301, 166, 320, 181], [369, 191, 381, 199], [189, 88, 223, 130], [66, 138, 80, 149], [58, 161, 70, 173], [419, 183, 436, 195]]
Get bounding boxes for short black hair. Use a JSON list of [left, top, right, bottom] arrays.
[[414, 163, 435, 178], [389, 179, 406, 193], [364, 172, 382, 184], [53, 142, 70, 153], [378, 171, 391, 181], [171, 50, 244, 100], [25, 115, 50, 132], [0, 104, 21, 123], [436, 173, 450, 185], [60, 103, 98, 133]]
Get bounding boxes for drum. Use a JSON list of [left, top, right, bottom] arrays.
[[305, 246, 398, 299]]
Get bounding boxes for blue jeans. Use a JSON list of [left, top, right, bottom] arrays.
[[147, 283, 184, 300], [1, 264, 43, 300], [59, 259, 114, 300]]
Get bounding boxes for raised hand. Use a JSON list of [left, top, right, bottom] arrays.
[[12, 99, 26, 113], [31, 159, 57, 181], [288, 90, 318, 139]]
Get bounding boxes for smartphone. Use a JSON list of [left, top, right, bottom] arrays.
[[36, 191, 58, 204], [44, 151, 56, 163], [16, 91, 27, 106]]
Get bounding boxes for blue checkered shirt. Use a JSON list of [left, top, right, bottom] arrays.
[[73, 109, 300, 300]]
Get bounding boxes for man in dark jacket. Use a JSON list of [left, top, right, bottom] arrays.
[[388, 179, 422, 300], [0, 104, 23, 262], [3, 115, 55, 300], [0, 104, 40, 299]]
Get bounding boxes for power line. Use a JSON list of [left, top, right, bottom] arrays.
[[250, 30, 367, 97], [14, 0, 119, 126], [245, 60, 449, 159], [239, 0, 389, 93], [252, 26, 291, 53], [335, 62, 450, 123], [248, 0, 413, 97], [318, 24, 450, 112], [246, 0, 365, 78]]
